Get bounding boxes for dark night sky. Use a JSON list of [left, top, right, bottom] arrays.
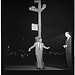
[[2, 0, 73, 48]]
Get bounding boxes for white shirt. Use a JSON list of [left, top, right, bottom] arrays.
[[37, 42, 44, 49]]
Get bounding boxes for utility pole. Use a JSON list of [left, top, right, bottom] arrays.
[[29, 0, 46, 38], [38, 0, 41, 38]]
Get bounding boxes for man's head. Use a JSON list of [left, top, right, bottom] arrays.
[[35, 36, 39, 42], [39, 38, 42, 42], [65, 32, 71, 38], [35, 36, 42, 42]]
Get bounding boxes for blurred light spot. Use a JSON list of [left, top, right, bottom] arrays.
[[27, 41, 29, 43], [59, 53, 61, 55], [27, 54, 28, 56], [8, 46, 10, 48], [21, 54, 24, 58]]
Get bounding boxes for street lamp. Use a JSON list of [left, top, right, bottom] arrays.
[[29, 0, 46, 38]]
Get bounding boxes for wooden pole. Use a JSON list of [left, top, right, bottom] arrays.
[[29, 0, 46, 38], [38, 0, 41, 38]]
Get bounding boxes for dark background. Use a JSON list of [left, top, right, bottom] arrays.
[[2, 0, 74, 70], [2, 0, 73, 47]]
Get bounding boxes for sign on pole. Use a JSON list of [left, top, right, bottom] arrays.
[[29, 6, 38, 12], [31, 23, 38, 31], [41, 4, 46, 11], [29, 0, 46, 37]]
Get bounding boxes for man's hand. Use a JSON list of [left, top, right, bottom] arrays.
[[63, 45, 67, 48], [28, 49, 31, 52], [47, 47, 50, 49]]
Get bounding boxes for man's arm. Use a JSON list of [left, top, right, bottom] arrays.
[[43, 43, 50, 49], [28, 43, 36, 52]]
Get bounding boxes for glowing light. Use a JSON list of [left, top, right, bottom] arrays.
[[27, 54, 28, 56], [49, 52, 51, 54]]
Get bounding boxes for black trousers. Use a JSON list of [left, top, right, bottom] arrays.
[[65, 48, 72, 69]]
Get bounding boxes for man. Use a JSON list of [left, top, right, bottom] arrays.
[[63, 32, 72, 70], [28, 36, 50, 69]]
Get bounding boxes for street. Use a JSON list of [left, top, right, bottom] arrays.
[[4, 54, 68, 70]]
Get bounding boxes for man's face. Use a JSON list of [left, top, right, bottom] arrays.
[[65, 32, 70, 38], [39, 39, 42, 42]]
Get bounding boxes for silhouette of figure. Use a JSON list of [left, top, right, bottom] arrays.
[[28, 36, 50, 69], [63, 32, 72, 70]]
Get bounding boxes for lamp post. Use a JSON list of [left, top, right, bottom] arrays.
[[29, 0, 46, 38]]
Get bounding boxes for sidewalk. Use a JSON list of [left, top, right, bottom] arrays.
[[5, 65, 64, 70], [4, 54, 67, 70]]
